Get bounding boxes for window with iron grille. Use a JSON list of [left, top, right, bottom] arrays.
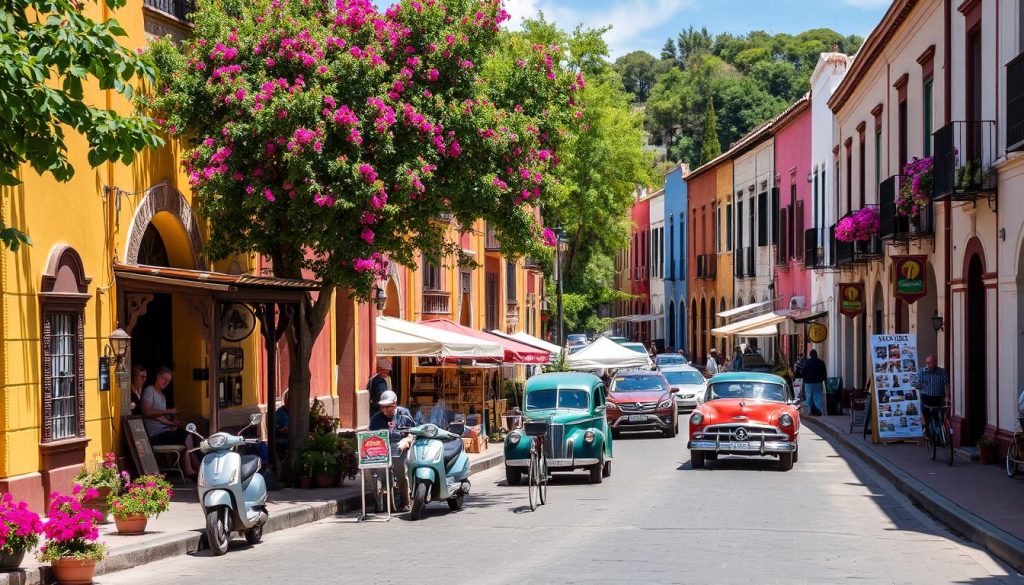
[[48, 314, 78, 440], [757, 192, 767, 246]]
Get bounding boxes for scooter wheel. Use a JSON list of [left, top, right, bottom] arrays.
[[410, 482, 428, 521], [244, 523, 263, 545], [206, 509, 230, 556]]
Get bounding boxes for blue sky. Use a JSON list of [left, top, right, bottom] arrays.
[[504, 0, 892, 58]]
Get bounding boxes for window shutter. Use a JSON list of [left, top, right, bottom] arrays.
[[795, 200, 805, 260], [779, 208, 789, 263], [757, 192, 768, 247]]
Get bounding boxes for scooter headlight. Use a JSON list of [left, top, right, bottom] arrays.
[[424, 424, 438, 438], [208, 434, 228, 449]]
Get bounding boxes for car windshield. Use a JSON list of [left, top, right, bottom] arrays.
[[567, 334, 587, 344], [612, 375, 666, 393], [525, 388, 590, 410], [663, 371, 705, 385], [622, 343, 648, 354], [656, 355, 686, 366], [707, 381, 786, 402]]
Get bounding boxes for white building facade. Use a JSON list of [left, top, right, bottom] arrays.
[[649, 188, 666, 345]]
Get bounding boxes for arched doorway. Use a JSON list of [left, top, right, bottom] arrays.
[[916, 262, 939, 362], [699, 298, 707, 363], [384, 279, 402, 318], [667, 301, 676, 350], [719, 298, 727, 354], [131, 224, 175, 402], [709, 296, 716, 358], [965, 254, 987, 445], [690, 298, 697, 356]]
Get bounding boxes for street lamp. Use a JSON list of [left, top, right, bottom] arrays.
[[554, 227, 567, 347], [375, 286, 388, 311], [931, 310, 944, 333], [106, 327, 131, 371]]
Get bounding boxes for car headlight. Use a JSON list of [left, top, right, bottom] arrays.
[[584, 430, 595, 444], [606, 401, 619, 410], [690, 412, 704, 425], [507, 432, 521, 446], [779, 413, 793, 427], [208, 434, 228, 449], [658, 399, 673, 410]]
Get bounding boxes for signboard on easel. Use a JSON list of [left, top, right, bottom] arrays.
[[869, 334, 924, 441], [356, 430, 392, 522]]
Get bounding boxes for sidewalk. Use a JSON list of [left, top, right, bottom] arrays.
[[806, 414, 1024, 573], [0, 449, 503, 585]]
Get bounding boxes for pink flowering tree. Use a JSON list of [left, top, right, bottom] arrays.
[[141, 0, 578, 455]]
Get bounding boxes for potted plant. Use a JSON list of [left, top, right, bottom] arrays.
[[336, 436, 359, 486], [0, 493, 42, 569], [301, 431, 341, 488], [110, 475, 173, 535], [38, 487, 107, 585], [898, 157, 933, 222], [834, 206, 880, 243], [73, 452, 126, 524], [977, 436, 998, 465]]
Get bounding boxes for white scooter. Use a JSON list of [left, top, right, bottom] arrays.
[[186, 414, 268, 556]]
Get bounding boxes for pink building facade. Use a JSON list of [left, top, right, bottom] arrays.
[[630, 192, 651, 343], [771, 97, 813, 360]]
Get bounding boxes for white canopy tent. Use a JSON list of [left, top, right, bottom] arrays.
[[566, 336, 653, 370], [490, 330, 562, 356], [376, 316, 503, 358], [717, 300, 773, 319]]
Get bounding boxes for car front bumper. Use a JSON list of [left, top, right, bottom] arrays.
[[687, 438, 797, 454], [610, 413, 674, 432], [506, 457, 600, 469]]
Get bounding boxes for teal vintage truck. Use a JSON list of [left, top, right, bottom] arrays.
[[504, 372, 613, 485]]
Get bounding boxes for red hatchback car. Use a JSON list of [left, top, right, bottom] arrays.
[[606, 371, 679, 439]]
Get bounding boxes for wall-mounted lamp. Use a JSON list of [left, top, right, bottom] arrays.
[[931, 310, 944, 333], [374, 286, 388, 311], [807, 171, 813, 183], [999, 228, 1006, 241], [106, 327, 131, 370]]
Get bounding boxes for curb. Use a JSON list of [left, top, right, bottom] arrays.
[[806, 417, 1024, 574], [1, 451, 504, 585]]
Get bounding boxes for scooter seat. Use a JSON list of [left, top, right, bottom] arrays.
[[240, 454, 260, 484], [442, 437, 463, 470]]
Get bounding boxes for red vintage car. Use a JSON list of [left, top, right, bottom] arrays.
[[687, 372, 800, 470]]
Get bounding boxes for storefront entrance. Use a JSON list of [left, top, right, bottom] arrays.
[[965, 254, 987, 445]]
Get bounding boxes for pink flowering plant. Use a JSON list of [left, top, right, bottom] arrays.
[[0, 494, 43, 555], [110, 475, 173, 519], [73, 452, 127, 494], [36, 487, 107, 563], [139, 0, 580, 452], [834, 206, 880, 242], [898, 156, 932, 217]]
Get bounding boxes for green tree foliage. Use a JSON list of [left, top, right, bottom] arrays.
[[0, 0, 164, 250], [612, 50, 670, 103], [644, 27, 861, 167], [699, 98, 721, 165], [660, 38, 677, 62], [144, 0, 579, 456]]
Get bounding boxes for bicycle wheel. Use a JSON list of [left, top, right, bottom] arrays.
[[528, 450, 539, 512], [927, 422, 937, 461], [1007, 439, 1023, 478], [538, 449, 547, 506], [943, 423, 954, 467]]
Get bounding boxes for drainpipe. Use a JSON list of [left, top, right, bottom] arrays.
[[943, 0, 954, 420]]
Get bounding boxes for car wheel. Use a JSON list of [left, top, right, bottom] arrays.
[[793, 445, 799, 463], [779, 452, 794, 471], [690, 450, 705, 469], [589, 458, 604, 484], [611, 429, 621, 440], [602, 460, 611, 478], [662, 423, 676, 438], [706, 452, 718, 461], [505, 467, 521, 486]]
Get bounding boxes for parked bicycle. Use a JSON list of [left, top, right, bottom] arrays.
[[1006, 417, 1024, 478], [923, 403, 954, 466], [523, 420, 549, 511]]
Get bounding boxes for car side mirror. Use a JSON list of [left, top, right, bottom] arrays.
[[595, 405, 606, 414], [670, 387, 681, 393]]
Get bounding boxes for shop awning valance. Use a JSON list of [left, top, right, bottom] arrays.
[[420, 320, 550, 364], [502, 331, 563, 356], [711, 311, 787, 337], [717, 300, 772, 319], [376, 316, 503, 358], [114, 263, 321, 303], [789, 309, 829, 323], [613, 313, 665, 323], [565, 336, 653, 370]]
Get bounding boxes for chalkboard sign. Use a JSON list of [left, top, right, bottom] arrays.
[[122, 416, 159, 476]]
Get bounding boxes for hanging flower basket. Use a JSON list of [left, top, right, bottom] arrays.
[[835, 207, 880, 242], [898, 157, 933, 217]]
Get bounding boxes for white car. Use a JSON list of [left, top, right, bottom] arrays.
[[660, 366, 707, 413]]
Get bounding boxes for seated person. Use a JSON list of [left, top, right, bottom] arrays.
[[275, 389, 291, 451], [141, 367, 199, 478]]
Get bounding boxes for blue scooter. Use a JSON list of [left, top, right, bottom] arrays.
[[406, 423, 471, 520], [186, 414, 268, 555]]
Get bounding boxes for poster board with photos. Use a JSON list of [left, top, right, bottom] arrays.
[[870, 334, 924, 441]]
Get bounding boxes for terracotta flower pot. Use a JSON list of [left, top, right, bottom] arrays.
[[315, 473, 335, 489], [51, 558, 97, 585], [0, 549, 25, 569], [81, 486, 111, 524], [114, 513, 149, 535], [298, 476, 312, 489]]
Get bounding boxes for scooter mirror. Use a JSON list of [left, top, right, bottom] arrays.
[[186, 423, 197, 433], [250, 413, 263, 425]]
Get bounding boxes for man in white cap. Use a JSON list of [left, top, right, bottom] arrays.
[[368, 357, 393, 418], [369, 390, 415, 510], [705, 347, 720, 376]]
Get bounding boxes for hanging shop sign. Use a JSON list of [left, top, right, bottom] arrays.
[[808, 322, 828, 344], [356, 430, 392, 469], [869, 334, 924, 441], [838, 283, 865, 319], [892, 255, 928, 304], [222, 303, 256, 342]]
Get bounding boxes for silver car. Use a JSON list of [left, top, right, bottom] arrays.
[[660, 366, 708, 413]]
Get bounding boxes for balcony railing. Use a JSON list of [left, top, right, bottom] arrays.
[[933, 120, 998, 201], [734, 247, 745, 278], [835, 206, 883, 266], [880, 176, 934, 242], [1008, 52, 1024, 152], [423, 290, 451, 315], [506, 300, 520, 327], [144, 0, 196, 21], [485, 224, 500, 251], [745, 246, 755, 278]]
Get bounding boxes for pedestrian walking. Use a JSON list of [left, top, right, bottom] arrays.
[[706, 348, 720, 376], [368, 357, 393, 418], [801, 349, 827, 416], [731, 347, 743, 372]]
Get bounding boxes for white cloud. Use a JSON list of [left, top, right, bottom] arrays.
[[840, 0, 891, 9], [504, 0, 695, 57]]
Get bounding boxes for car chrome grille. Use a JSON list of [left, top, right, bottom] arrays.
[[544, 424, 565, 459], [617, 402, 657, 413], [698, 424, 787, 441]]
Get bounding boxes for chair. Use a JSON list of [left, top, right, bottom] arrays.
[[152, 444, 186, 481]]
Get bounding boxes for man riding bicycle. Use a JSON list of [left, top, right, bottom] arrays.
[[916, 355, 949, 427], [368, 391, 415, 511]]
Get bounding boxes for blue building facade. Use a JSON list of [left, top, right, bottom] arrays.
[[662, 163, 688, 353]]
